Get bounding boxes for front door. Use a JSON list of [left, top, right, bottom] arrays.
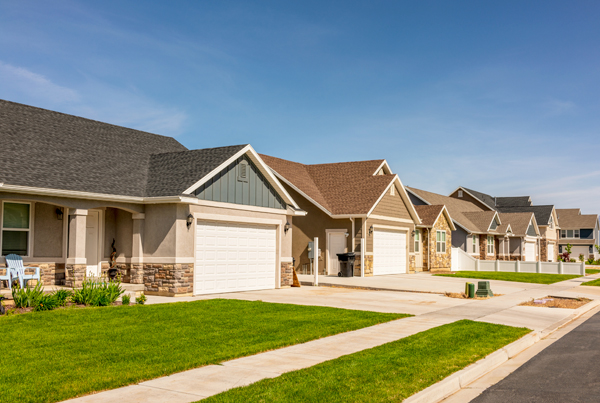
[[85, 210, 101, 277], [328, 232, 347, 275], [414, 229, 423, 270]]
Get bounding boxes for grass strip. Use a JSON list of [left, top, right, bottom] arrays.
[[0, 299, 407, 403], [202, 320, 530, 403], [434, 271, 580, 284], [586, 268, 600, 275], [581, 278, 600, 286]]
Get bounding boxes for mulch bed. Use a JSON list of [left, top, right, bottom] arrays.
[[1, 300, 124, 315], [519, 296, 591, 309]]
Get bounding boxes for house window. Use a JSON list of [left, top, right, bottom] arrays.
[[436, 231, 446, 253], [471, 235, 479, 254], [575, 229, 580, 238], [414, 229, 420, 253], [1, 202, 31, 256], [487, 235, 495, 255], [458, 190, 463, 198], [590, 246, 594, 254], [562, 229, 580, 239]]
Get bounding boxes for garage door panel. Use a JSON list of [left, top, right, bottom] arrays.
[[195, 221, 277, 295], [373, 229, 407, 275]]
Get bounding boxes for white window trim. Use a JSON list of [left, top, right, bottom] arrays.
[[436, 230, 446, 254], [414, 229, 420, 253], [1, 201, 34, 258], [487, 235, 495, 255], [562, 229, 581, 239], [470, 234, 479, 254]]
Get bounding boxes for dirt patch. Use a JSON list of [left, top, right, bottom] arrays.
[[519, 296, 592, 309], [444, 292, 503, 300]]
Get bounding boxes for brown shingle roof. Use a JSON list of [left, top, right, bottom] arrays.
[[462, 211, 499, 233], [497, 212, 535, 236], [414, 205, 444, 227], [260, 155, 394, 215], [556, 209, 599, 229]]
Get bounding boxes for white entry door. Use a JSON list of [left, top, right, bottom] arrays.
[[328, 232, 347, 275], [373, 229, 407, 275], [85, 210, 101, 277], [548, 244, 555, 262], [525, 242, 536, 262], [195, 221, 277, 295]]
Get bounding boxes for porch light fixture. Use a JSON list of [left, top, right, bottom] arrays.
[[284, 221, 291, 234], [55, 207, 63, 220], [411, 230, 415, 237], [186, 214, 194, 229], [345, 232, 349, 238], [369, 225, 374, 236]]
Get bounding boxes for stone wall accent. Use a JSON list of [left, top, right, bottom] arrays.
[[422, 229, 429, 270], [130, 264, 144, 284], [143, 263, 193, 297], [364, 255, 374, 276], [353, 254, 361, 276], [280, 262, 293, 287], [409, 254, 417, 273], [540, 239, 548, 262], [65, 264, 86, 288], [479, 235, 488, 260], [428, 216, 452, 272], [0, 262, 65, 286]]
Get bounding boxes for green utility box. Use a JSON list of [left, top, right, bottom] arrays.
[[466, 282, 475, 298], [476, 281, 494, 298]]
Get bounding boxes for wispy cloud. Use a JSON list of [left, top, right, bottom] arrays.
[[0, 61, 188, 136]]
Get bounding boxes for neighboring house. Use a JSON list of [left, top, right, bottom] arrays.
[[407, 187, 541, 261], [260, 155, 421, 276], [556, 209, 600, 260], [413, 205, 455, 272], [0, 99, 304, 296], [449, 187, 559, 262]]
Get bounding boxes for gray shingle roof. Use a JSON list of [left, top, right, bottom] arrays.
[[496, 205, 554, 226], [495, 196, 531, 207], [463, 187, 496, 208], [0, 99, 249, 198], [146, 145, 248, 197]]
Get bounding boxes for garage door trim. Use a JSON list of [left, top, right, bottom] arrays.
[[372, 225, 409, 276]]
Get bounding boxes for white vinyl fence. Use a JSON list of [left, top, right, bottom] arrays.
[[451, 247, 585, 275]]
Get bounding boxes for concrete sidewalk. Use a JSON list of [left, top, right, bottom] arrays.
[[65, 273, 600, 402]]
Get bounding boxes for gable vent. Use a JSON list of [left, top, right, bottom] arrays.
[[458, 190, 463, 198], [238, 160, 249, 182]]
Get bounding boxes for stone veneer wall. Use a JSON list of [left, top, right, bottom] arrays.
[[65, 264, 86, 288], [280, 262, 293, 287], [143, 263, 194, 297], [429, 217, 452, 272], [409, 254, 417, 272], [479, 235, 488, 260], [540, 239, 548, 262], [0, 262, 65, 286], [364, 255, 374, 276]]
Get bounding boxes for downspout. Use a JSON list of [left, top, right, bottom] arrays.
[[427, 228, 431, 272], [350, 217, 355, 253]]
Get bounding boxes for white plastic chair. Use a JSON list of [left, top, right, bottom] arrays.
[[5, 254, 40, 288]]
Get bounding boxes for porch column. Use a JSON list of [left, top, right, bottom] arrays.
[[65, 209, 88, 287], [130, 213, 145, 284]]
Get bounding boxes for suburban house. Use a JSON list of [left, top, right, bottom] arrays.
[[448, 187, 559, 262], [0, 99, 305, 296], [556, 209, 600, 260], [413, 205, 455, 272], [407, 187, 541, 261], [260, 155, 422, 276]]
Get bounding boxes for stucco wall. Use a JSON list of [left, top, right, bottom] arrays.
[[143, 204, 178, 258], [33, 202, 63, 258], [452, 226, 469, 250], [104, 208, 133, 259]]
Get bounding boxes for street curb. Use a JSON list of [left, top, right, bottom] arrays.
[[403, 299, 600, 403], [298, 281, 445, 295]]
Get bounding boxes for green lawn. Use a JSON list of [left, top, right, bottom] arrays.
[[581, 278, 600, 286], [202, 320, 530, 403], [586, 268, 600, 275], [0, 299, 407, 403], [434, 271, 580, 284]]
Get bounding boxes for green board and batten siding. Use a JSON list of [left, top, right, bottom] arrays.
[[194, 155, 286, 209]]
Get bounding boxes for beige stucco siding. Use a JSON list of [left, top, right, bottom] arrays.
[[143, 204, 178, 258], [33, 202, 63, 258], [104, 208, 133, 259], [370, 186, 411, 220], [282, 184, 350, 274]]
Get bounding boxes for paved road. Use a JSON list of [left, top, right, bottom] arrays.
[[472, 310, 600, 403]]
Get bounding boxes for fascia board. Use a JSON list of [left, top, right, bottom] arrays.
[[372, 160, 392, 176], [437, 206, 457, 231]]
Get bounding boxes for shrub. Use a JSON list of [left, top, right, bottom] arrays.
[[53, 289, 73, 306], [35, 293, 59, 312], [71, 279, 125, 307], [579, 254, 585, 262], [570, 258, 577, 263], [12, 282, 44, 308], [121, 294, 131, 305], [136, 294, 147, 305], [587, 257, 595, 265]]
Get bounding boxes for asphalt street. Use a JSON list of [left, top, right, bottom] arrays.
[[472, 310, 600, 403]]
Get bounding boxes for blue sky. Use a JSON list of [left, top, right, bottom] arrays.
[[1, 1, 599, 213]]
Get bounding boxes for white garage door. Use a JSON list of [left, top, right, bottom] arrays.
[[195, 221, 277, 295], [525, 242, 536, 262], [548, 244, 555, 262], [373, 229, 406, 275]]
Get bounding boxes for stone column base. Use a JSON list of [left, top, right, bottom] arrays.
[[65, 264, 86, 288], [280, 262, 293, 287], [143, 263, 194, 297]]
